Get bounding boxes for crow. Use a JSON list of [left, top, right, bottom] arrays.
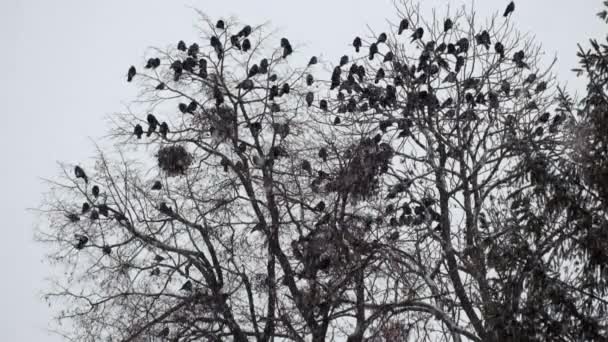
[[305, 92, 314, 107], [281, 83, 290, 95], [230, 35, 241, 50], [308, 56, 318, 66], [411, 28, 424, 42], [535, 81, 547, 93], [383, 51, 394, 63], [177, 40, 187, 51], [159, 202, 173, 215], [369, 43, 379, 60], [92, 185, 99, 198], [331, 66, 341, 90], [82, 202, 90, 214], [456, 38, 469, 54], [320, 99, 328, 111], [159, 122, 169, 138], [444, 19, 453, 32], [74, 166, 88, 183], [398, 19, 409, 35], [306, 74, 314, 86], [340, 55, 349, 66], [280, 38, 291, 48], [318, 148, 328, 162], [539, 112, 550, 123], [75, 234, 88, 250], [134, 124, 143, 139], [504, 1, 515, 17], [180, 280, 193, 292], [377, 32, 387, 44], [248, 64, 260, 78], [155, 82, 165, 90], [301, 160, 312, 173], [187, 43, 199, 58], [260, 58, 269, 73], [353, 37, 362, 53], [216, 20, 225, 29], [524, 73, 537, 84], [375, 68, 385, 84], [90, 210, 99, 221], [127, 66, 136, 82], [334, 116, 341, 125], [145, 58, 159, 69], [494, 42, 505, 58], [501, 80, 511, 95], [282, 44, 293, 58], [152, 181, 162, 190], [239, 25, 252, 37]]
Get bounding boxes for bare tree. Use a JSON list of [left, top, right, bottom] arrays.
[[37, 2, 607, 342]]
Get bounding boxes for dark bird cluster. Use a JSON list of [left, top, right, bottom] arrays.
[[145, 58, 161, 69]]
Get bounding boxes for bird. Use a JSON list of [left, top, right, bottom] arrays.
[[242, 39, 251, 52], [411, 28, 424, 42], [375, 68, 385, 84], [308, 56, 318, 66], [159, 202, 173, 215], [260, 58, 269, 73], [98, 204, 109, 217], [369, 43, 379, 60], [444, 19, 453, 32], [133, 124, 144, 139], [535, 81, 547, 93], [331, 66, 341, 90], [494, 42, 505, 58], [82, 202, 90, 214], [157, 327, 170, 338], [74, 166, 88, 183], [159, 122, 169, 138], [318, 147, 328, 162], [306, 74, 314, 86], [127, 66, 136, 82], [74, 234, 88, 250], [248, 64, 260, 78], [334, 116, 341, 125], [504, 1, 515, 17], [377, 32, 388, 44], [152, 181, 162, 190], [456, 38, 470, 54], [187, 43, 199, 58], [230, 35, 241, 50], [281, 83, 291, 95], [305, 92, 314, 107], [177, 40, 187, 51], [501, 80, 511, 95], [539, 112, 550, 123], [340, 55, 349, 66], [353, 37, 362, 53], [398, 19, 409, 35], [320, 99, 328, 111], [92, 185, 99, 198], [180, 280, 193, 292], [282, 44, 293, 58], [145, 58, 160, 69], [383, 51, 394, 63], [280, 37, 291, 48], [314, 201, 326, 212], [239, 25, 252, 37], [155, 83, 165, 90], [90, 210, 99, 221], [301, 160, 312, 174], [216, 20, 225, 29], [524, 73, 537, 84]]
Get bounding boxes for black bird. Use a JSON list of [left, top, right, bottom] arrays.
[[177, 40, 187, 51], [269, 85, 279, 100], [92, 185, 99, 198], [524, 73, 537, 84], [411, 28, 424, 42], [67, 213, 80, 222], [535, 81, 547, 93], [260, 58, 269, 73], [318, 147, 328, 162], [155, 82, 165, 90], [74, 166, 88, 183], [179, 103, 189, 114], [98, 204, 109, 217], [230, 35, 241, 50], [334, 116, 341, 125], [504, 1, 515, 17], [159, 122, 169, 138], [282, 44, 293, 58], [134, 124, 143, 139], [501, 80, 511, 95], [377, 32, 388, 44], [340, 55, 349, 66], [306, 74, 314, 86], [331, 66, 341, 90], [152, 181, 162, 190], [158, 327, 170, 338], [145, 58, 160, 69], [476, 30, 491, 50], [314, 201, 326, 212], [74, 234, 88, 250], [369, 43, 379, 60], [216, 20, 225, 29], [239, 25, 252, 37], [375, 68, 385, 84], [455, 56, 465, 73], [90, 210, 99, 221], [444, 19, 453, 32], [353, 37, 362, 53], [269, 74, 278, 82], [242, 38, 251, 52], [82, 202, 90, 214], [280, 38, 291, 48], [127, 66, 136, 82], [159, 202, 173, 215], [320, 99, 328, 111], [187, 43, 199, 58], [398, 19, 409, 35], [281, 83, 291, 95], [447, 43, 457, 55], [456, 38, 469, 54], [248, 64, 260, 78], [180, 280, 193, 292], [539, 112, 550, 123], [305, 92, 314, 107], [383, 51, 394, 63], [494, 42, 505, 58], [308, 56, 318, 66]]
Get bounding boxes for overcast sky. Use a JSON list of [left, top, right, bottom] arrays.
[[0, 0, 604, 340]]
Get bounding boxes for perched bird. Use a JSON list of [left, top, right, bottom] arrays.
[[216, 20, 225, 29], [155, 83, 165, 90], [411, 28, 424, 42], [90, 210, 99, 221], [383, 51, 394, 63], [375, 68, 385, 84], [74, 166, 88, 183], [369, 43, 379, 60], [280, 37, 291, 48], [159, 122, 169, 138], [353, 37, 362, 53], [159, 202, 173, 215], [82, 202, 90, 214], [152, 181, 162, 190], [334, 116, 341, 125], [134, 124, 144, 139], [539, 112, 550, 123], [456, 38, 470, 54], [145, 58, 161, 69], [239, 25, 252, 38], [248, 64, 260, 78], [305, 92, 314, 107], [180, 280, 193, 292], [535, 81, 547, 93], [230, 35, 241, 50], [127, 66, 136, 82], [158, 327, 170, 338], [318, 147, 328, 162], [92, 185, 99, 198], [74, 234, 88, 250], [308, 56, 318, 66], [340, 55, 349, 67], [504, 1, 515, 17], [187, 43, 199, 58], [242, 38, 251, 52], [494, 42, 505, 59], [281, 83, 291, 95], [314, 200, 326, 212], [444, 19, 453, 32], [331, 66, 341, 90], [260, 58, 269, 73], [501, 80, 511, 95], [177, 40, 187, 51], [306, 74, 314, 86], [320, 99, 328, 111], [524, 73, 537, 84], [377, 32, 388, 44], [398, 19, 409, 35], [282, 44, 293, 58]]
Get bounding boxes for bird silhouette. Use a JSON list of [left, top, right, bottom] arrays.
[[248, 64, 260, 78], [74, 166, 88, 183], [353, 37, 362, 53], [177, 40, 187, 51], [74, 234, 88, 250], [320, 99, 328, 111], [398, 19, 409, 35], [282, 44, 293, 58], [524, 73, 537, 84], [92, 185, 99, 198], [127, 66, 136, 82], [318, 148, 328, 162], [187, 43, 199, 58], [340, 55, 349, 67], [377, 32, 387, 44], [375, 68, 385, 84], [301, 160, 312, 174], [535, 81, 547, 93], [90, 210, 99, 221], [230, 35, 241, 50], [158, 327, 170, 338], [331, 66, 341, 90], [152, 181, 162, 190], [308, 56, 318, 66], [444, 19, 453, 32], [145, 58, 160, 69], [306, 74, 314, 86], [305, 92, 314, 107], [494, 42, 505, 58], [314, 200, 326, 212], [159, 202, 173, 215], [180, 280, 193, 292], [159, 122, 169, 138], [334, 116, 341, 125], [134, 124, 143, 139], [239, 25, 252, 37], [260, 58, 269, 73], [411, 28, 424, 42], [383, 51, 394, 63], [456, 38, 469, 54], [281, 83, 290, 95], [155, 83, 165, 90], [539, 112, 550, 123], [504, 1, 515, 17], [369, 43, 379, 60], [82, 202, 90, 214], [216, 20, 225, 30]]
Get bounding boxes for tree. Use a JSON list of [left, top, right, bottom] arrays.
[[37, 2, 607, 341]]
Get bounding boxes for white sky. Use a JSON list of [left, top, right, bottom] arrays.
[[0, 0, 604, 340]]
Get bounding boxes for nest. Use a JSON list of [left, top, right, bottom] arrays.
[[157, 145, 193, 176], [191, 106, 237, 142]]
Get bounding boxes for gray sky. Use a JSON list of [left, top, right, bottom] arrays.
[[0, 0, 603, 340]]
